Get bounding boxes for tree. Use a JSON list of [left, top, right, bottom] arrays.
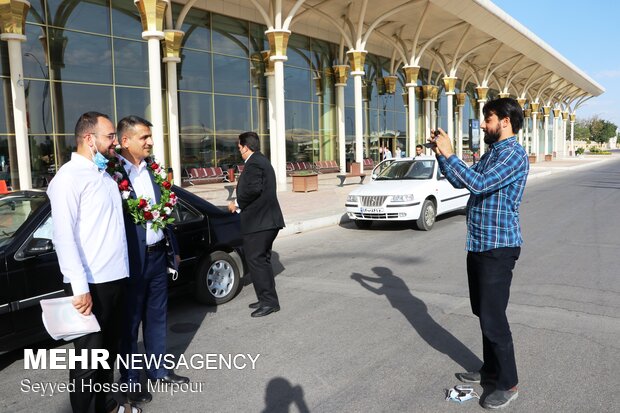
[[576, 116, 618, 144]]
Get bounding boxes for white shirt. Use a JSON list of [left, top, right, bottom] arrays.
[[120, 155, 164, 246], [47, 153, 129, 295]]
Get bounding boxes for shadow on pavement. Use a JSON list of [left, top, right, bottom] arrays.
[[350, 266, 480, 371], [262, 377, 310, 413]]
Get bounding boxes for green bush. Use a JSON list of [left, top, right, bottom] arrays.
[[575, 147, 585, 155], [590, 145, 601, 153]]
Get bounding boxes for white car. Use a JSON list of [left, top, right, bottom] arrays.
[[345, 155, 470, 230]]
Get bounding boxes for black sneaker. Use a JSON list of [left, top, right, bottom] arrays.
[[455, 371, 481, 383], [482, 388, 518, 409]]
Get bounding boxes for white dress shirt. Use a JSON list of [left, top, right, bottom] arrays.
[[47, 153, 129, 296], [119, 155, 164, 246]]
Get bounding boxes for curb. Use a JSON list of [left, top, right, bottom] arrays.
[[281, 213, 350, 237]]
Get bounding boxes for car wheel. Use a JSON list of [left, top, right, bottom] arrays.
[[354, 220, 372, 229], [194, 251, 240, 305], [415, 199, 436, 231]]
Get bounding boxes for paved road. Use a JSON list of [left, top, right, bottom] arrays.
[[1, 158, 619, 412]]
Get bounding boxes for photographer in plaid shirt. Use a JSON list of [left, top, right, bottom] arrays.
[[431, 98, 529, 410]]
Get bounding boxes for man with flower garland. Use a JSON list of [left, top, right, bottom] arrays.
[[48, 112, 134, 413], [115, 115, 188, 404]]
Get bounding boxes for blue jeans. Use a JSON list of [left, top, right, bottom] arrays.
[[467, 247, 520, 390]]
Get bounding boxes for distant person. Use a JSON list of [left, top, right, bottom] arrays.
[[432, 97, 529, 410], [383, 145, 392, 160], [228, 132, 285, 317], [415, 144, 423, 157], [47, 112, 133, 413], [395, 145, 402, 158]]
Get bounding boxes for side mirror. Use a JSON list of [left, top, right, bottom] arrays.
[[23, 238, 54, 257], [371, 173, 377, 180]]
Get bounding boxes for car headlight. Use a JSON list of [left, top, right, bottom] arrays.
[[391, 194, 414, 202], [346, 195, 358, 203]]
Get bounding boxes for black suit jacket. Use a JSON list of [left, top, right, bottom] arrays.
[[236, 151, 285, 235], [122, 167, 179, 276]]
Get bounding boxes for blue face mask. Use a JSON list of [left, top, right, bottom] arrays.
[[89, 139, 109, 170]]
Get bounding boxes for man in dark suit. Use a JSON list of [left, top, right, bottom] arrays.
[[116, 116, 189, 404], [228, 131, 285, 317]]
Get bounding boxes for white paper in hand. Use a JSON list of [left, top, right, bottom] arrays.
[[40, 296, 100, 341]]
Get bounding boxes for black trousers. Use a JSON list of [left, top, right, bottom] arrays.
[[64, 278, 126, 413], [466, 247, 520, 391], [244, 228, 280, 307]]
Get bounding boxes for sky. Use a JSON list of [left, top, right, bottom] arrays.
[[492, 0, 620, 127]]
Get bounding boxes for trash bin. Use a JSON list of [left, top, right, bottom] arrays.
[[227, 168, 235, 183]]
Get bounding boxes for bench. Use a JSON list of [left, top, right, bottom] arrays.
[[314, 160, 340, 174], [182, 166, 229, 186], [286, 161, 315, 176], [336, 173, 365, 186]]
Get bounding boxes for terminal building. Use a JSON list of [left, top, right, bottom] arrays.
[[0, 0, 604, 190]]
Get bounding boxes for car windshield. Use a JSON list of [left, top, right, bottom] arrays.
[[376, 159, 435, 180], [0, 193, 47, 248]]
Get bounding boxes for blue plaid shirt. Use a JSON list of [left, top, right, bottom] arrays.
[[437, 136, 529, 252]]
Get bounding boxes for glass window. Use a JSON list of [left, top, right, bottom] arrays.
[[54, 135, 78, 167], [177, 8, 211, 52], [25, 79, 52, 134], [211, 14, 248, 58], [214, 135, 242, 168], [0, 79, 13, 133], [115, 87, 150, 122], [30, 135, 55, 188], [249, 23, 268, 54], [52, 31, 112, 84], [213, 95, 250, 134], [111, 0, 143, 40], [0, 41, 9, 77], [285, 101, 312, 135], [284, 67, 311, 102], [27, 2, 45, 25], [286, 34, 310, 69], [23, 24, 49, 80], [47, 0, 110, 35], [178, 50, 212, 92], [0, 194, 47, 248], [212, 54, 249, 95], [170, 199, 201, 224], [251, 97, 269, 135], [178, 92, 213, 134], [57, 83, 113, 134], [113, 39, 148, 87], [180, 134, 211, 168]]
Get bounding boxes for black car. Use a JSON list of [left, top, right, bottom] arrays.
[[0, 186, 245, 353]]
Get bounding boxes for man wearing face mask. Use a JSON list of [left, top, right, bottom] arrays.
[[48, 112, 133, 413], [431, 98, 529, 410]]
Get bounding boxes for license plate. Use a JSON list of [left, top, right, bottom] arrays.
[[362, 207, 384, 213]]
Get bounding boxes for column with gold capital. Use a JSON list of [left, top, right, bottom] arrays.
[[443, 76, 457, 150], [542, 106, 551, 158], [163, 29, 183, 185], [347, 50, 367, 171], [135, 0, 168, 164], [266, 29, 290, 189], [569, 113, 576, 156], [476, 86, 489, 156], [333, 65, 349, 174], [422, 85, 438, 154], [517, 98, 526, 146], [455, 93, 467, 159], [561, 111, 569, 157], [523, 108, 532, 155], [0, 0, 31, 189], [530, 102, 540, 161], [552, 108, 561, 158], [402, 65, 419, 156]]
